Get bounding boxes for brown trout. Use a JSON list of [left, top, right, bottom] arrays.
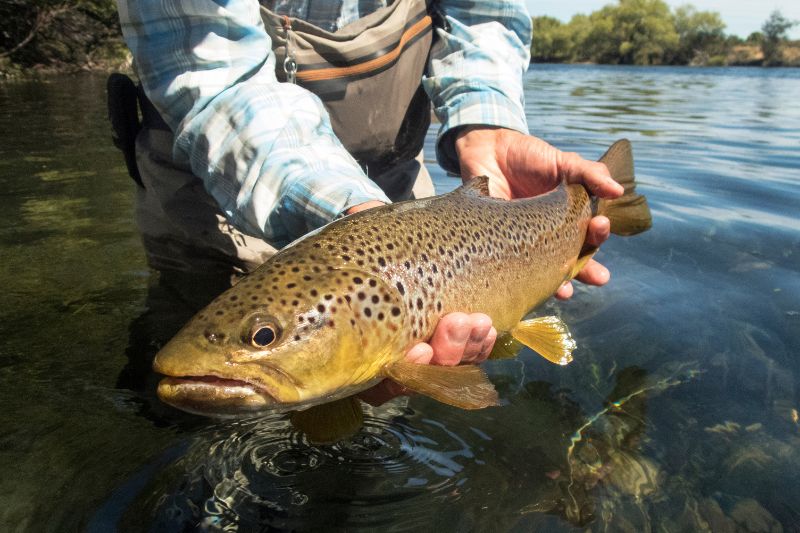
[[154, 140, 651, 432]]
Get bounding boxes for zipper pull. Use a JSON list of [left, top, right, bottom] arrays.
[[282, 15, 297, 84]]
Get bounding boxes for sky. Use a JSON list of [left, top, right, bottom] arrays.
[[525, 0, 800, 39]]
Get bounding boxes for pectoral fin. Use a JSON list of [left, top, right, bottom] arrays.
[[510, 316, 576, 366], [290, 396, 364, 444], [384, 360, 498, 409]]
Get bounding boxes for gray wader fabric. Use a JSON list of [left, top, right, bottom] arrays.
[[121, 0, 435, 279], [263, 0, 434, 187]]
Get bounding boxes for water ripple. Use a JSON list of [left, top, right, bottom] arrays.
[[169, 406, 480, 530]]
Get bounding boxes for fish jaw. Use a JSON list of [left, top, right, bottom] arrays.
[[156, 375, 275, 417]]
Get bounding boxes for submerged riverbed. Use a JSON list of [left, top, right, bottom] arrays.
[[0, 65, 798, 531]]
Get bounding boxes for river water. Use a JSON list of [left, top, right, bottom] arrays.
[[0, 64, 798, 531]]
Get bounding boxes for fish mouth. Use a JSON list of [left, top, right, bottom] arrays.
[[156, 375, 276, 416]]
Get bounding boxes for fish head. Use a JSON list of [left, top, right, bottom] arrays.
[[154, 266, 406, 416]]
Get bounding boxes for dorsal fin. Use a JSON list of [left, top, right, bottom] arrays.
[[456, 175, 491, 196]]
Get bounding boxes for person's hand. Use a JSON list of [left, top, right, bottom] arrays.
[[358, 312, 496, 406], [454, 126, 624, 299]]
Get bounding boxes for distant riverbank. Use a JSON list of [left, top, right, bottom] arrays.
[[533, 43, 800, 68], [2, 0, 799, 80]]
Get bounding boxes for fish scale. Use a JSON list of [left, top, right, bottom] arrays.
[[153, 139, 651, 421]]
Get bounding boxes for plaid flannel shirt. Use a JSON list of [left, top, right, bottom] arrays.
[[118, 0, 531, 247]]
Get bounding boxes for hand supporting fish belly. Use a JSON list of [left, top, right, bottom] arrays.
[[153, 140, 652, 440]]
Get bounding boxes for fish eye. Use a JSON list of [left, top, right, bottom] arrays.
[[251, 325, 277, 347]]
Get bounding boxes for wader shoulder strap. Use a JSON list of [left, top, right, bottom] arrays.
[[261, 0, 434, 196]]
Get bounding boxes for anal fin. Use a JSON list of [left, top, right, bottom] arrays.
[[489, 332, 525, 360], [384, 360, 498, 409], [511, 316, 576, 366], [290, 396, 364, 444], [569, 247, 598, 280]]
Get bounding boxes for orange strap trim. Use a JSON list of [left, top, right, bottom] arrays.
[[296, 15, 432, 83]]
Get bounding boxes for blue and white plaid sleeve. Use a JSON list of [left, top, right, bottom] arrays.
[[117, 0, 389, 247], [425, 0, 532, 174]]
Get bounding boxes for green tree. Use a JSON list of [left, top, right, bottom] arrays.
[[746, 31, 764, 45], [533, 16, 566, 62], [582, 0, 680, 65], [761, 10, 798, 65], [672, 5, 727, 65]]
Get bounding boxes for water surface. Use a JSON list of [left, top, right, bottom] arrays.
[[0, 65, 798, 531]]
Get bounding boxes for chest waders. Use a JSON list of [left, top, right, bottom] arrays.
[[107, 0, 437, 277]]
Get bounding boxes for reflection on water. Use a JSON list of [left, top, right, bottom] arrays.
[[1, 65, 799, 531], [117, 363, 700, 531]]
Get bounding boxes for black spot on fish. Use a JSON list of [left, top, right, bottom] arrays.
[[396, 282, 405, 295], [364, 308, 372, 317]]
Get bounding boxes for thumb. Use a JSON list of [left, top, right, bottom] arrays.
[[559, 152, 623, 199]]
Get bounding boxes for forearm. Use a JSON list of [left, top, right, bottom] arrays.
[[424, 0, 532, 173], [118, 0, 388, 247]]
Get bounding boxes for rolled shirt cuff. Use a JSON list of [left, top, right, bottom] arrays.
[[434, 88, 529, 175]]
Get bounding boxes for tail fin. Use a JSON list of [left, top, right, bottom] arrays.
[[596, 139, 652, 236]]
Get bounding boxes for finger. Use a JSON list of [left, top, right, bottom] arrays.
[[460, 313, 493, 363], [404, 342, 434, 365], [574, 258, 610, 286], [585, 216, 611, 248], [473, 327, 498, 363], [560, 153, 623, 199], [428, 313, 472, 366], [555, 281, 574, 300]]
